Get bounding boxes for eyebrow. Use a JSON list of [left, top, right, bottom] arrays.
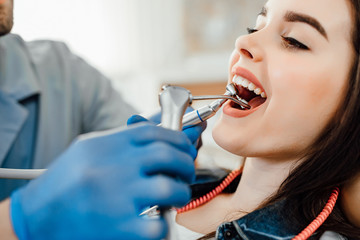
[[285, 11, 328, 40], [258, 7, 328, 40]]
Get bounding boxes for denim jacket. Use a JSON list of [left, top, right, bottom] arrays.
[[191, 169, 348, 240], [215, 201, 347, 240]]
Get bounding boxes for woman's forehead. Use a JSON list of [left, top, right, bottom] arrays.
[[264, 0, 353, 40]]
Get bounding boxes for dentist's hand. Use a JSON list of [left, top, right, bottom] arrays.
[[127, 107, 207, 151], [10, 123, 197, 240]]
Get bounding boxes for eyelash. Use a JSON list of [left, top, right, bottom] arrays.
[[246, 27, 309, 51]]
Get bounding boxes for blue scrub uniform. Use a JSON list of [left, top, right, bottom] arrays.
[[0, 34, 137, 200]]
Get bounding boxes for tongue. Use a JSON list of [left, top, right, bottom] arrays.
[[237, 86, 257, 102], [248, 96, 266, 109], [235, 86, 266, 110]]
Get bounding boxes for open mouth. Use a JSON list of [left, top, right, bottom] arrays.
[[231, 75, 267, 110]]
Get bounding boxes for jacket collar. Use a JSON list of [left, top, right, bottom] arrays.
[[0, 34, 40, 101], [0, 91, 28, 165], [216, 200, 307, 240], [0, 34, 39, 165], [233, 201, 300, 239]]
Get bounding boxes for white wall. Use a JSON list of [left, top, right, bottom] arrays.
[[13, 0, 186, 111], [14, 0, 186, 74]]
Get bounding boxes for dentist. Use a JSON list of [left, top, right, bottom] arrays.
[[2, 120, 205, 240], [0, 0, 205, 239]]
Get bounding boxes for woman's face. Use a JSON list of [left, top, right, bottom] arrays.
[[213, 0, 354, 160]]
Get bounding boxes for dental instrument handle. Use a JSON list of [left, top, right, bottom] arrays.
[[182, 99, 226, 127], [181, 84, 235, 127], [142, 85, 233, 216], [159, 85, 191, 130], [140, 86, 192, 218], [158, 85, 192, 240]]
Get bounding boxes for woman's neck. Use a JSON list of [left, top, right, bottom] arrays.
[[230, 157, 297, 213], [175, 157, 300, 234]]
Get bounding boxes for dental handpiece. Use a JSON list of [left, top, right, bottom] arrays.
[[159, 85, 191, 130], [0, 84, 247, 182], [157, 85, 192, 240], [182, 83, 250, 127], [139, 84, 248, 219]]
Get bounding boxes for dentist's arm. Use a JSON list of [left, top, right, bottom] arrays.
[[8, 122, 203, 240], [0, 199, 17, 240]]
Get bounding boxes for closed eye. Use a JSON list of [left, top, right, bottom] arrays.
[[281, 36, 309, 50], [246, 27, 309, 51]]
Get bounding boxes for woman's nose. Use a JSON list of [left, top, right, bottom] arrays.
[[235, 34, 263, 62]]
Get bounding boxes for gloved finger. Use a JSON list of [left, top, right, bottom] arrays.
[[127, 111, 162, 127], [147, 111, 161, 124], [135, 176, 191, 209], [130, 124, 197, 159], [182, 121, 207, 145], [129, 106, 195, 127], [140, 142, 195, 183], [127, 115, 150, 126], [185, 106, 195, 114]]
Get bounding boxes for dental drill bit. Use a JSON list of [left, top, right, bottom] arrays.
[[226, 83, 250, 107], [192, 95, 245, 106]]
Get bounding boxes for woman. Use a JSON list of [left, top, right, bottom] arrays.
[[173, 0, 360, 239]]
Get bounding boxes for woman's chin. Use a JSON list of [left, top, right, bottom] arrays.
[[212, 125, 249, 156]]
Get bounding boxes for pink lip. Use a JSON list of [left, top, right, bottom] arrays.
[[231, 66, 264, 92], [223, 101, 262, 118], [225, 66, 267, 118]]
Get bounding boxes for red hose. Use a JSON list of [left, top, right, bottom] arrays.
[[177, 168, 339, 240], [176, 167, 243, 213], [292, 187, 339, 240]]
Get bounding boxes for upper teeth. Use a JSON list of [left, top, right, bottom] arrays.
[[232, 75, 267, 98]]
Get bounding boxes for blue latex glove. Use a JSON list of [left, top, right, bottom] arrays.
[[127, 107, 207, 150], [10, 123, 197, 240]]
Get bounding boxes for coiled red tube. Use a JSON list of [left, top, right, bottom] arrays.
[[176, 167, 243, 214], [177, 168, 339, 240], [292, 187, 339, 240]]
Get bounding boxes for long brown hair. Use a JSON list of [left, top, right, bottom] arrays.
[[200, 0, 360, 239], [262, 0, 360, 237]]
